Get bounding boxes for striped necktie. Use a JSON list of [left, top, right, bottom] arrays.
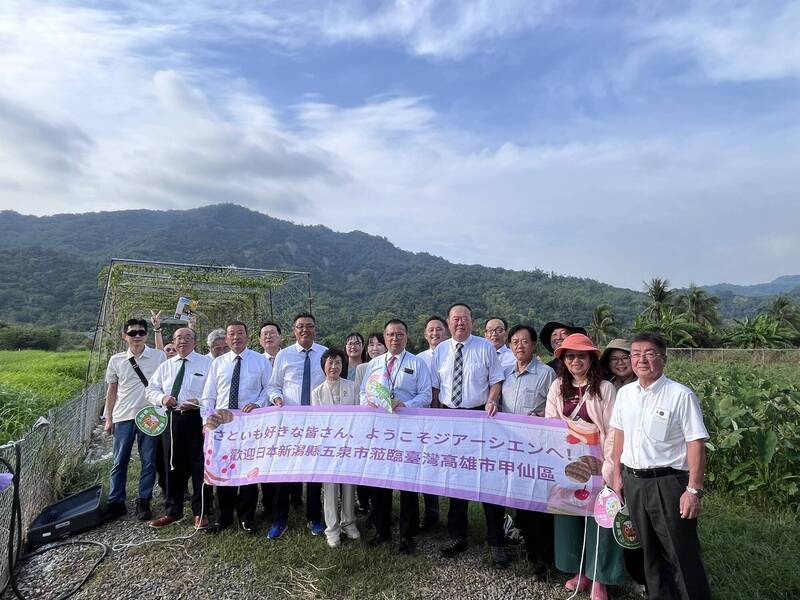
[[452, 343, 464, 407]]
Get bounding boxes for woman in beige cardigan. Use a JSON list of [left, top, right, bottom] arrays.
[[545, 334, 623, 600], [312, 347, 361, 548]]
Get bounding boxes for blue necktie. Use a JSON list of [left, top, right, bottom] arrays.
[[301, 349, 311, 406], [229, 355, 241, 409]]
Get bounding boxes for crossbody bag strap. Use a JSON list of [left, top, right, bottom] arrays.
[[128, 356, 149, 387]]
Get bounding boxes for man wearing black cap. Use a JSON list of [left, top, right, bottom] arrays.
[[540, 321, 587, 372]]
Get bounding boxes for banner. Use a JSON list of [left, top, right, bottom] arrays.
[[203, 406, 604, 516]]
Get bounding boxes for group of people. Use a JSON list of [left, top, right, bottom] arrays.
[[103, 303, 712, 600]]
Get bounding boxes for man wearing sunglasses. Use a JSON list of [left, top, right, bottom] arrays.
[[104, 318, 166, 521]]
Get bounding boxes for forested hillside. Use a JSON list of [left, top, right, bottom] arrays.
[[0, 205, 645, 334]]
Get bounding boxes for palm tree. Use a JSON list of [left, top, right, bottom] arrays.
[[725, 314, 794, 349], [632, 307, 699, 348], [768, 296, 800, 331], [643, 277, 674, 320], [676, 284, 721, 328], [587, 304, 617, 346]]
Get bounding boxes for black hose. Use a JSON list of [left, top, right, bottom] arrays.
[[0, 444, 109, 600]]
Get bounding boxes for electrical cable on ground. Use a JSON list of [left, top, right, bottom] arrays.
[[1, 443, 109, 600]]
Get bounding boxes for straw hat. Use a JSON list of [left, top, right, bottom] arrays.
[[600, 338, 631, 368], [554, 333, 601, 359]]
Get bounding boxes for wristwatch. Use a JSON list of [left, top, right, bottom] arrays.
[[686, 486, 704, 498]]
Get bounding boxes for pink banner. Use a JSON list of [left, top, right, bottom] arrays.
[[203, 406, 604, 516]]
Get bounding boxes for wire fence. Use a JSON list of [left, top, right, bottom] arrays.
[[0, 381, 105, 590], [667, 347, 800, 365]]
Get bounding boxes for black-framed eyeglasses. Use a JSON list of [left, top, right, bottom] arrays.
[[126, 330, 147, 337]]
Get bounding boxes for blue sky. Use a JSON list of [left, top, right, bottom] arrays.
[[1, 1, 798, 289]]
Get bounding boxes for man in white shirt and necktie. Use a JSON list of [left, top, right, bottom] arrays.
[[201, 321, 272, 534], [360, 318, 432, 555], [266, 313, 328, 539], [146, 327, 213, 529], [484, 317, 516, 373], [431, 303, 509, 568]]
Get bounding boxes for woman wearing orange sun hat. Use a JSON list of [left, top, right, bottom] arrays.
[[545, 333, 624, 600]]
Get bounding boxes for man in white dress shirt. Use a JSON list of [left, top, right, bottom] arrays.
[[431, 303, 509, 567], [416, 315, 448, 530], [484, 317, 516, 373], [146, 327, 213, 529], [104, 318, 166, 521], [266, 313, 328, 539], [360, 318, 432, 554], [202, 321, 272, 533], [611, 332, 711, 600], [259, 322, 282, 365]]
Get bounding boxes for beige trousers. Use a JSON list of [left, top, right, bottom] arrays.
[[323, 483, 355, 538]]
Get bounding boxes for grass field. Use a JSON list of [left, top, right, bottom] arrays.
[[54, 453, 800, 600], [0, 350, 88, 442]]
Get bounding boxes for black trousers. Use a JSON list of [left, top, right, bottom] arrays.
[[217, 484, 258, 526], [162, 410, 213, 518], [260, 483, 276, 519], [274, 482, 321, 522], [263, 482, 303, 516], [356, 485, 373, 510], [422, 493, 439, 520], [447, 497, 505, 546], [155, 435, 167, 493], [624, 548, 648, 586], [623, 468, 712, 600], [371, 488, 419, 540], [441, 403, 505, 547], [515, 508, 554, 565]]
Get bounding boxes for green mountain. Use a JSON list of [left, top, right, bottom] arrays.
[[703, 275, 800, 298], [0, 204, 665, 338]]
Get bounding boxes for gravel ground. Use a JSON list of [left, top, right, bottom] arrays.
[[2, 425, 639, 600]]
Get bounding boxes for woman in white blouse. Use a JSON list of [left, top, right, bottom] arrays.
[[312, 347, 361, 548]]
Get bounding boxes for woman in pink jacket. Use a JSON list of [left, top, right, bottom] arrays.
[[546, 334, 624, 600]]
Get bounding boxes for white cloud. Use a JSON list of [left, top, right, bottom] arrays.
[[640, 2, 800, 82], [0, 0, 797, 290], [318, 0, 561, 59]]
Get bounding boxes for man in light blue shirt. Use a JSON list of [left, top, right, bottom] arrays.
[[498, 323, 556, 577], [360, 318, 431, 554]]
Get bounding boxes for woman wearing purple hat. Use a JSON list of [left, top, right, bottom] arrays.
[[546, 333, 624, 600]]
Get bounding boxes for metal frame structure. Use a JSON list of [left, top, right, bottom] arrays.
[[87, 258, 312, 388]]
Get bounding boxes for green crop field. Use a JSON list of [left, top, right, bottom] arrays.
[[666, 361, 800, 509], [0, 350, 89, 442]]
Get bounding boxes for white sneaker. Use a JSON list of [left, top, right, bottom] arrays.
[[326, 535, 341, 548], [343, 524, 361, 540]]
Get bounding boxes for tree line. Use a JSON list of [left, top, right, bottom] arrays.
[[586, 278, 800, 348]]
